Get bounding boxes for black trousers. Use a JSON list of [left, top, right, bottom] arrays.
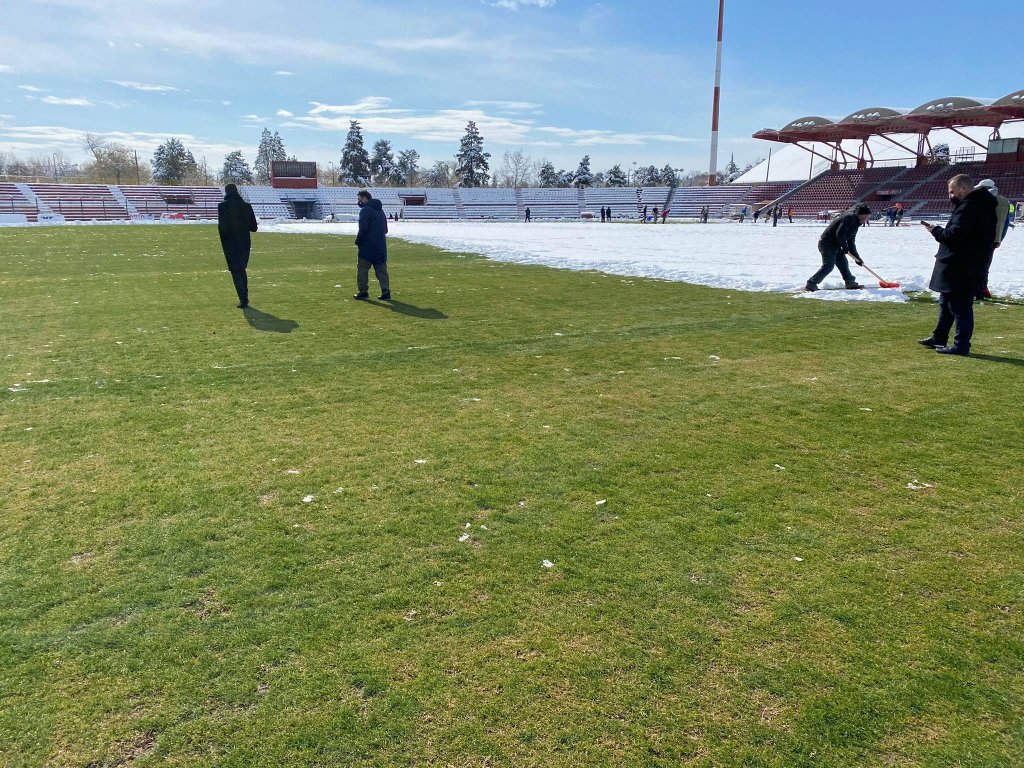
[[230, 269, 248, 305], [933, 292, 974, 350]]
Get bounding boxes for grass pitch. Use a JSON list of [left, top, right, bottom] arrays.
[[1, 224, 1022, 767]]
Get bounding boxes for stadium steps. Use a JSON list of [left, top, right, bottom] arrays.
[[577, 187, 586, 216], [15, 183, 50, 213], [108, 185, 138, 216], [515, 187, 525, 220], [452, 189, 466, 219]]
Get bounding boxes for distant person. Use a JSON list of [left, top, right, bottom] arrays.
[[643, 204, 648, 222], [976, 178, 1011, 298], [787, 206, 794, 223], [662, 207, 669, 224], [739, 206, 747, 223], [525, 206, 531, 222], [653, 205, 659, 223], [753, 207, 761, 224], [804, 204, 870, 291], [772, 205, 780, 227], [217, 183, 258, 309], [894, 203, 905, 226], [353, 189, 391, 301], [918, 174, 995, 356], [600, 206, 606, 222]]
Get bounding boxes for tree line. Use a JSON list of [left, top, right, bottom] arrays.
[[0, 121, 759, 188]]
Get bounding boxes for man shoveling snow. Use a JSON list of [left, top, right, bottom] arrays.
[[804, 205, 871, 292]]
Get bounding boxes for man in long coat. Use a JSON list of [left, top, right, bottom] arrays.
[[217, 183, 258, 308], [919, 174, 996, 356], [353, 190, 391, 301]]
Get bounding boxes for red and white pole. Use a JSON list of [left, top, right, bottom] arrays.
[[708, 0, 725, 186]]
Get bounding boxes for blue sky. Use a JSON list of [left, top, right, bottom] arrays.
[[1, 0, 1019, 176]]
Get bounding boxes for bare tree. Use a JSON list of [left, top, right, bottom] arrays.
[[497, 149, 532, 188], [81, 133, 140, 184]]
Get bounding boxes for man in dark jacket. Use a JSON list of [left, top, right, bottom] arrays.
[[217, 183, 258, 308], [353, 190, 390, 301], [918, 174, 996, 356], [804, 205, 869, 291]]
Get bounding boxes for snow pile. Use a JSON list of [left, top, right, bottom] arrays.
[[263, 219, 1024, 301]]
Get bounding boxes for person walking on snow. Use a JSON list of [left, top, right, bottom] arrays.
[[353, 190, 391, 301], [217, 183, 258, 308], [525, 206, 531, 222], [804, 204, 870, 291], [918, 174, 996, 356]]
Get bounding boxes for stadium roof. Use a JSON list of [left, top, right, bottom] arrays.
[[754, 90, 1023, 144]]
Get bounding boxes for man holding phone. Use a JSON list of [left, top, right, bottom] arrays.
[[918, 174, 997, 356]]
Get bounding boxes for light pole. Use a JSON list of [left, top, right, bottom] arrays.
[[708, 0, 725, 186], [52, 153, 58, 182]]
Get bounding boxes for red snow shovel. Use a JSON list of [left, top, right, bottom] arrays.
[[859, 261, 900, 289]]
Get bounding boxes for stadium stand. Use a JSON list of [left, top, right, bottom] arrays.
[[670, 184, 752, 218], [117, 185, 221, 219], [240, 186, 290, 219], [584, 187, 642, 220], [0, 183, 38, 222], [28, 183, 128, 221], [459, 188, 517, 220], [522, 187, 579, 219]]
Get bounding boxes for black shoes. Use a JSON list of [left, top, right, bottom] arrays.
[[378, 292, 392, 301], [804, 281, 818, 292], [936, 346, 970, 356], [237, 301, 248, 309], [918, 337, 945, 348], [845, 282, 865, 290], [353, 292, 369, 300]]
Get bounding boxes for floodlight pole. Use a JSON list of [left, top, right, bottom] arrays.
[[708, 0, 725, 186]]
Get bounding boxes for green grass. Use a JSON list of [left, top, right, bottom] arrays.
[[1, 225, 1022, 767]]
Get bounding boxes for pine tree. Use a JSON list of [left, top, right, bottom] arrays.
[[660, 164, 679, 187], [254, 129, 274, 184], [369, 139, 398, 186], [221, 150, 254, 185], [557, 169, 573, 188], [397, 149, 420, 185], [423, 160, 451, 187], [606, 164, 627, 187], [152, 138, 197, 184], [538, 161, 559, 188], [455, 121, 490, 187], [270, 131, 287, 163], [572, 154, 594, 188], [723, 154, 740, 182], [637, 165, 660, 186], [340, 121, 371, 185]]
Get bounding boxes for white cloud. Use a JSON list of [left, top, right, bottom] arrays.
[[40, 96, 94, 107], [308, 97, 411, 116], [376, 34, 477, 52], [464, 100, 543, 111], [537, 126, 696, 146], [491, 0, 556, 8], [274, 70, 294, 76], [106, 79, 179, 92], [221, 101, 232, 106], [242, 114, 268, 123], [0, 64, 14, 73], [276, 109, 293, 118], [17, 85, 45, 92]]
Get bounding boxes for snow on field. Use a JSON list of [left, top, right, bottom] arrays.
[[264, 219, 1024, 302]]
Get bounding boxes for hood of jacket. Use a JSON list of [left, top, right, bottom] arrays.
[[363, 198, 384, 211]]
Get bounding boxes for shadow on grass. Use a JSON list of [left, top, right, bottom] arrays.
[[370, 299, 447, 320], [243, 306, 299, 333], [969, 353, 1024, 367]]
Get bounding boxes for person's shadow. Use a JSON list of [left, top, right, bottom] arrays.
[[243, 306, 299, 333], [370, 299, 447, 320], [968, 353, 1024, 367]]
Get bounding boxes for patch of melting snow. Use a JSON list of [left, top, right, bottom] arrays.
[[907, 481, 934, 491], [774, 464, 786, 471], [334, 487, 344, 494], [793, 556, 804, 562], [414, 459, 427, 464], [286, 469, 300, 474], [302, 495, 314, 503], [860, 407, 873, 412], [709, 355, 721, 361], [595, 499, 606, 506], [458, 533, 470, 543], [542, 560, 554, 568]]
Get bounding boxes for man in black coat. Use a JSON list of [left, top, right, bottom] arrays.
[[804, 204, 869, 291], [217, 183, 258, 308], [353, 190, 390, 301], [918, 174, 996, 356]]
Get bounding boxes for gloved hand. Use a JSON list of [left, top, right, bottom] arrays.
[[853, 255, 864, 266]]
